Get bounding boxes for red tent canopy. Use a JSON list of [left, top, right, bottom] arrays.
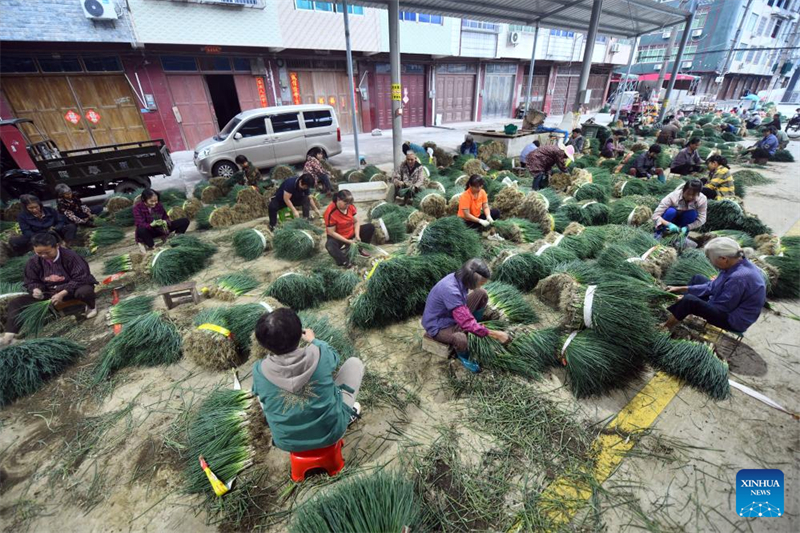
[[637, 73, 696, 82]]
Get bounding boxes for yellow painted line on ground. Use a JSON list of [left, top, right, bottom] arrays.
[[784, 217, 800, 237], [508, 372, 683, 532]]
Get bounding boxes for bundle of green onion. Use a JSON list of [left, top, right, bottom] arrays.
[[93, 312, 182, 383], [651, 334, 730, 400], [17, 300, 56, 337], [411, 216, 483, 263], [492, 218, 543, 244], [661, 249, 718, 286], [103, 253, 133, 275], [89, 226, 125, 250], [484, 281, 538, 325], [232, 226, 273, 261], [209, 273, 261, 301], [109, 295, 155, 326], [0, 338, 85, 405], [561, 330, 644, 398], [273, 227, 319, 261], [183, 388, 255, 495], [288, 470, 421, 533], [263, 272, 325, 311]]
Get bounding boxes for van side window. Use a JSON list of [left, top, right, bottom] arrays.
[[238, 117, 267, 138], [304, 110, 333, 129], [270, 113, 301, 133]]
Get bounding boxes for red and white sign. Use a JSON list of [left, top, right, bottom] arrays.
[[64, 110, 81, 125], [255, 77, 269, 108], [289, 72, 301, 105], [85, 109, 101, 124]]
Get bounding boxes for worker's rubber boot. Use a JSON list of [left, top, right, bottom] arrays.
[[456, 351, 480, 373], [473, 308, 485, 322]]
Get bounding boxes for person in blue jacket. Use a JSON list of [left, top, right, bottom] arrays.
[[9, 194, 77, 254], [662, 237, 766, 332], [746, 127, 779, 164], [459, 134, 478, 156]]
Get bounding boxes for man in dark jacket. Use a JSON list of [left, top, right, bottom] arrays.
[[460, 134, 478, 156], [670, 137, 703, 175], [526, 143, 575, 190], [9, 194, 77, 254], [629, 144, 665, 180], [1, 232, 97, 346]]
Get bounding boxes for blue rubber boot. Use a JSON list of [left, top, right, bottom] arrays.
[[474, 307, 485, 322], [456, 351, 480, 373]]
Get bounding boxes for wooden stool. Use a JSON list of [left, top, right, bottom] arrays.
[[289, 439, 344, 483], [52, 299, 86, 317], [422, 334, 452, 359], [701, 322, 746, 358], [158, 281, 200, 310]]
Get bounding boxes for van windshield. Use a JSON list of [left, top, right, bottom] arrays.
[[216, 117, 241, 141]]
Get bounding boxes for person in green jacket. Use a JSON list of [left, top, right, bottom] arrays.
[[251, 308, 363, 452]]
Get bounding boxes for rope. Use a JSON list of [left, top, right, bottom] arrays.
[[583, 285, 597, 328], [641, 245, 660, 261], [503, 252, 519, 264], [253, 229, 268, 250], [377, 218, 389, 242], [560, 330, 579, 366], [581, 201, 598, 209], [259, 301, 273, 312], [626, 207, 637, 225], [553, 234, 564, 247], [151, 249, 166, 267], [535, 243, 552, 256], [300, 230, 315, 245]]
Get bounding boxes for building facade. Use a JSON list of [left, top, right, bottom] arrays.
[[627, 0, 799, 101], [1, 0, 633, 154]]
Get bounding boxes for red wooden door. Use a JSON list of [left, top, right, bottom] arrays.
[[374, 73, 425, 130], [234, 75, 266, 112], [436, 74, 475, 123], [166, 75, 216, 150]]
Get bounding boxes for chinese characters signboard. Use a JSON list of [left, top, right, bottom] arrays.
[[255, 77, 268, 107], [64, 110, 81, 125], [85, 109, 101, 124], [289, 72, 301, 105], [391, 83, 401, 101]]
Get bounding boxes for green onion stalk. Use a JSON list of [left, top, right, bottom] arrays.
[[369, 201, 412, 221], [18, 300, 56, 337], [149, 246, 213, 286], [608, 198, 653, 227], [273, 228, 320, 261], [373, 211, 408, 244], [347, 240, 378, 265], [111, 206, 135, 227], [661, 249, 718, 286], [0, 255, 29, 285], [561, 330, 645, 399], [89, 226, 126, 251], [536, 187, 563, 213], [411, 216, 483, 263], [232, 226, 273, 261], [298, 311, 357, 360], [0, 338, 85, 405], [484, 281, 538, 325], [288, 470, 421, 533], [263, 272, 325, 311], [573, 182, 609, 203], [93, 311, 182, 383], [348, 253, 460, 329], [103, 254, 133, 275], [493, 252, 543, 292], [492, 218, 543, 244], [109, 295, 155, 326], [596, 244, 656, 284], [210, 272, 261, 302], [313, 266, 359, 302], [651, 334, 730, 400], [183, 388, 255, 496]]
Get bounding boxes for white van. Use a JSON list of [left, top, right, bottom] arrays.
[[193, 104, 342, 178]]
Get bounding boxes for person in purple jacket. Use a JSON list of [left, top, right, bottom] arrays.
[[662, 237, 766, 332], [1, 232, 98, 346], [422, 258, 510, 373], [133, 189, 190, 252]]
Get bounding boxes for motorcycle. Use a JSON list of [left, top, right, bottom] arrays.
[[787, 113, 800, 139]]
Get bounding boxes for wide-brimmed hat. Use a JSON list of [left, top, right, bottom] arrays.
[[558, 141, 575, 162]]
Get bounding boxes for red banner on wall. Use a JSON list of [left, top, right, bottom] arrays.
[[289, 72, 301, 105], [255, 77, 268, 107]]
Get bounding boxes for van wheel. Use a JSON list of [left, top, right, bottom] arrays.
[[115, 180, 145, 194], [213, 160, 237, 178]]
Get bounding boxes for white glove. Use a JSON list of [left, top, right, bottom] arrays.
[[486, 216, 495, 224], [32, 288, 44, 300], [479, 219, 490, 228]]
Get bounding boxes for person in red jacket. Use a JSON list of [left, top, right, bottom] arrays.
[[132, 189, 190, 252]]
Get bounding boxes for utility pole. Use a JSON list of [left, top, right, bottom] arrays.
[[654, 0, 688, 105], [718, 0, 755, 97]]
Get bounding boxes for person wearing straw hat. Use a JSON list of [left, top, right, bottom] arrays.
[[662, 237, 766, 332], [525, 141, 575, 190], [422, 258, 510, 373]]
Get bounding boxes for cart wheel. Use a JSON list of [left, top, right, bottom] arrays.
[[115, 180, 144, 195]]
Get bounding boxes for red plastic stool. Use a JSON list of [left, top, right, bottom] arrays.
[[290, 439, 345, 482]]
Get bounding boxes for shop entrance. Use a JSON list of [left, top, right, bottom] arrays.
[[205, 75, 241, 130]]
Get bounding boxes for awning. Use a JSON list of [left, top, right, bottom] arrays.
[[352, 0, 690, 39], [636, 73, 696, 82], [611, 72, 639, 81]]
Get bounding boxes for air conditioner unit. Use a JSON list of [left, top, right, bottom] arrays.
[[691, 29, 702, 37], [682, 61, 693, 68], [508, 32, 521, 46], [654, 64, 662, 71], [662, 30, 671, 39], [81, 0, 118, 20], [610, 43, 621, 53]]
